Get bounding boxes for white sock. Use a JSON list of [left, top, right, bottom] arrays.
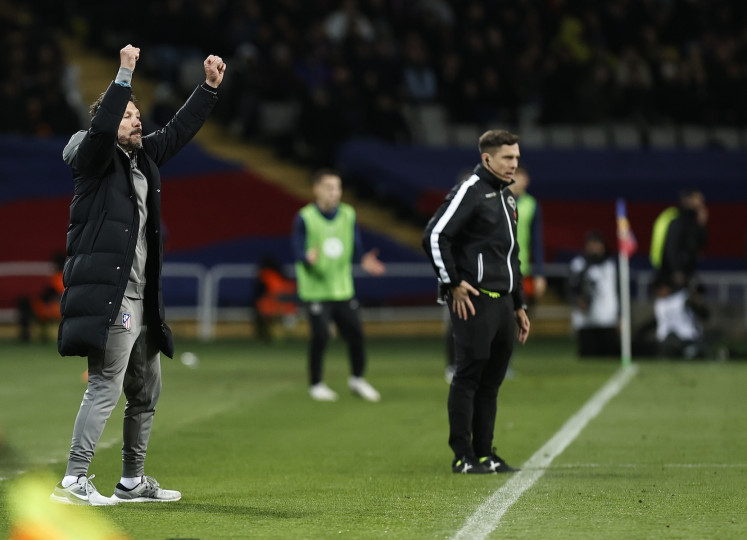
[[61, 475, 80, 488], [119, 476, 143, 489]]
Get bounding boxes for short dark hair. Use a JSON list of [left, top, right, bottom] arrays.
[[311, 168, 340, 185], [585, 229, 607, 245], [679, 187, 702, 201], [478, 129, 520, 154], [89, 91, 138, 117]]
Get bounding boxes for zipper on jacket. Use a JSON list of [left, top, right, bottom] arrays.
[[500, 189, 516, 292], [477, 253, 484, 283], [109, 168, 139, 324]]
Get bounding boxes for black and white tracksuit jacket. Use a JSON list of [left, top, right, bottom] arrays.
[[422, 163, 526, 309]]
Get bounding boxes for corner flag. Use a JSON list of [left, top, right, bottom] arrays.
[[615, 199, 635, 367], [616, 199, 637, 257]]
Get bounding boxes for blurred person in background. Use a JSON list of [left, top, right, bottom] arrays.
[[52, 45, 225, 506], [423, 129, 530, 474], [567, 230, 620, 357], [250, 254, 298, 343], [292, 169, 386, 402], [650, 189, 709, 358], [510, 166, 546, 306], [650, 188, 708, 291], [16, 253, 65, 343], [651, 277, 709, 358]]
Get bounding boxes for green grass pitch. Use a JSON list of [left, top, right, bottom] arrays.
[[0, 335, 745, 539]]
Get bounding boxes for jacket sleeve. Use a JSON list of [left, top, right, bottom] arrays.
[[73, 82, 131, 176], [142, 84, 218, 166], [511, 244, 527, 309], [422, 182, 476, 286], [352, 221, 366, 263], [291, 213, 307, 263], [530, 203, 545, 276]]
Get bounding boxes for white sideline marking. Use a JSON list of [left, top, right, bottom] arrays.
[[546, 463, 747, 469], [453, 364, 639, 540]]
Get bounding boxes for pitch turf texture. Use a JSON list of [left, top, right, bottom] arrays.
[[0, 336, 744, 539]]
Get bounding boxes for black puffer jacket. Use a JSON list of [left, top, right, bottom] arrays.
[[422, 164, 526, 309], [58, 81, 217, 357]]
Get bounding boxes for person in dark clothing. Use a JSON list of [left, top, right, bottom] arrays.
[[650, 189, 709, 357], [653, 189, 708, 291], [51, 44, 225, 506], [423, 129, 530, 475]]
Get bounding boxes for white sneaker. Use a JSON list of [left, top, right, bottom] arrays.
[[348, 377, 381, 402], [50, 474, 117, 506], [112, 475, 181, 503], [309, 382, 338, 401]]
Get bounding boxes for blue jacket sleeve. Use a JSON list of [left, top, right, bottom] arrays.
[[291, 213, 307, 263], [353, 221, 365, 263], [530, 203, 546, 276]]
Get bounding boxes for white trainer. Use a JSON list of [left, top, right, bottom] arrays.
[[348, 377, 381, 402], [50, 474, 117, 506], [309, 382, 338, 401], [112, 475, 181, 503]]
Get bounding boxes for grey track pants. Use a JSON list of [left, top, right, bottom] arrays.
[[65, 292, 162, 478]]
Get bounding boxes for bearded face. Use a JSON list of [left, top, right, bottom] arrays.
[[118, 101, 143, 151]]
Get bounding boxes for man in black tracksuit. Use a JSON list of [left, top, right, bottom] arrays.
[[423, 129, 530, 474]]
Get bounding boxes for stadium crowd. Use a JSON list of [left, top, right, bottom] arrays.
[[3, 1, 747, 156], [0, 2, 83, 136]]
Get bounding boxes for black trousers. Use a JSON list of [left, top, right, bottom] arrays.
[[447, 293, 515, 459], [305, 299, 366, 385]]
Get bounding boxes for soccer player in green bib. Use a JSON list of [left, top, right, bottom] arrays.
[[292, 169, 386, 401]]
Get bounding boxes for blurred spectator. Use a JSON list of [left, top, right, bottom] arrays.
[[294, 87, 345, 167], [324, 0, 376, 43], [650, 189, 708, 292], [650, 189, 709, 358], [368, 92, 410, 143], [616, 45, 654, 122], [511, 167, 546, 305], [652, 278, 708, 359], [402, 32, 438, 103], [0, 17, 81, 136], [16, 253, 65, 343], [5, 0, 747, 152], [146, 83, 180, 129], [251, 254, 298, 343], [217, 43, 267, 137], [568, 230, 620, 357]]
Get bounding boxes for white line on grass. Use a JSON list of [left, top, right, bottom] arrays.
[[453, 364, 639, 540], [546, 463, 747, 469]]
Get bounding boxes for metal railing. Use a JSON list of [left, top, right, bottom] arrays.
[[2, 261, 745, 340]]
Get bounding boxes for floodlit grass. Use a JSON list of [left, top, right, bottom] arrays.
[[0, 336, 745, 539]]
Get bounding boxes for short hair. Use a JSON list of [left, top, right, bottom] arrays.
[[585, 229, 607, 245], [311, 168, 340, 185], [89, 91, 138, 117], [478, 129, 520, 154], [679, 187, 702, 201]]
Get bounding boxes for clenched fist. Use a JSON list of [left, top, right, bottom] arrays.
[[204, 55, 227, 88], [120, 44, 140, 70]]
